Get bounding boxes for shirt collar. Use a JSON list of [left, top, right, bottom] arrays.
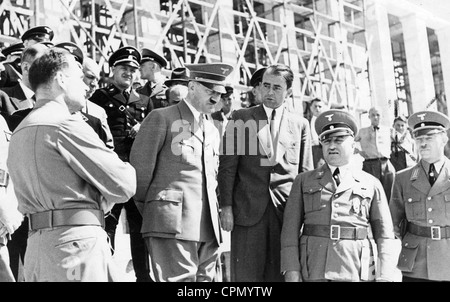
[[328, 163, 350, 178], [20, 82, 34, 100], [422, 157, 446, 174], [183, 99, 202, 124], [262, 104, 284, 120]]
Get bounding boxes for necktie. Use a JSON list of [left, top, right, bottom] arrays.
[[270, 109, 276, 142], [429, 163, 437, 186], [373, 126, 379, 131], [123, 90, 130, 102], [333, 168, 341, 187]]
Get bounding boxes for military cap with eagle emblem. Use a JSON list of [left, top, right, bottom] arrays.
[[108, 46, 141, 69], [1, 42, 24, 57], [21, 26, 54, 43], [408, 110, 450, 137], [140, 48, 167, 68], [54, 42, 84, 64], [315, 109, 359, 141], [184, 63, 234, 94]]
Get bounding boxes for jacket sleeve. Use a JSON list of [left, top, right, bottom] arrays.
[[129, 110, 167, 207], [369, 177, 402, 281], [299, 117, 313, 173], [280, 174, 304, 273]]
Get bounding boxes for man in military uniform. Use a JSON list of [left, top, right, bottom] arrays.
[[89, 46, 153, 282], [0, 42, 24, 89], [137, 48, 168, 109], [130, 62, 233, 282], [7, 47, 136, 282], [281, 109, 401, 282], [21, 25, 54, 48], [390, 110, 450, 282]]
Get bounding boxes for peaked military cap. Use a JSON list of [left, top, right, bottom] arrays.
[[2, 43, 24, 57], [185, 63, 234, 94], [39, 41, 55, 48], [164, 67, 189, 87], [250, 67, 267, 88], [408, 110, 450, 137], [108, 46, 141, 69], [141, 48, 167, 68], [54, 42, 84, 64], [315, 109, 358, 140], [21, 26, 54, 42]]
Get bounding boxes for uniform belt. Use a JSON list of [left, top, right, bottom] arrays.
[[365, 157, 388, 162], [28, 208, 105, 231], [303, 224, 368, 240], [407, 222, 450, 240]]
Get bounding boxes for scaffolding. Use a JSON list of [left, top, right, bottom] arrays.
[[0, 0, 371, 115]]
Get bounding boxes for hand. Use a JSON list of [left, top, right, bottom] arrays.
[[284, 271, 302, 282], [220, 206, 234, 232], [0, 210, 23, 235], [129, 123, 141, 139]]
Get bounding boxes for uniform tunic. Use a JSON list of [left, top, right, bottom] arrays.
[[281, 163, 400, 281]]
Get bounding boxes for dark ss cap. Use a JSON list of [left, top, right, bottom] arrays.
[[54, 42, 84, 64], [1, 43, 25, 57], [141, 48, 167, 68], [21, 26, 54, 42], [108, 46, 141, 69]]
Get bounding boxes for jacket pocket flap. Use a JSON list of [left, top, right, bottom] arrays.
[[397, 240, 419, 273], [155, 189, 183, 203], [352, 188, 371, 199], [304, 186, 322, 194]]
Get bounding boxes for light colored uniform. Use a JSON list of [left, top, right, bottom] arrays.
[[7, 99, 136, 282], [281, 163, 401, 281]]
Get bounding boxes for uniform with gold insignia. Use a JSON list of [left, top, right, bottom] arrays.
[[281, 109, 401, 282], [390, 110, 450, 281]]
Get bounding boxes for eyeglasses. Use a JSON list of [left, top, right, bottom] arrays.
[[320, 135, 352, 146]]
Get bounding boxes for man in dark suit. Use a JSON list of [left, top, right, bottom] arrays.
[[89, 46, 153, 282], [130, 63, 233, 282], [137, 48, 168, 109], [218, 64, 314, 282]]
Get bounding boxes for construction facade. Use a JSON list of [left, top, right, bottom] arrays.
[[0, 0, 449, 126]]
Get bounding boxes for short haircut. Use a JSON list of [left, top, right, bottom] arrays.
[[310, 98, 323, 105], [21, 43, 48, 65], [29, 48, 71, 91], [264, 64, 294, 90]]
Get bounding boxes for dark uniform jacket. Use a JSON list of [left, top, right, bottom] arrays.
[[0, 63, 22, 89], [137, 81, 167, 109], [390, 158, 450, 281], [90, 84, 154, 161]]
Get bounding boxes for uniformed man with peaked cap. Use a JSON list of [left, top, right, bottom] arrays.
[[21, 25, 54, 48], [137, 48, 168, 109], [390, 110, 450, 282], [130, 62, 233, 281], [54, 42, 84, 65], [89, 45, 153, 282], [0, 43, 24, 89], [281, 109, 401, 282]]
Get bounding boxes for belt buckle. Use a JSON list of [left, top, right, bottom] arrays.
[[431, 226, 441, 240], [119, 105, 126, 112], [330, 225, 340, 240]]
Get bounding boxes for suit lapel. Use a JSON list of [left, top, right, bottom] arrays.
[[411, 162, 431, 195], [318, 164, 336, 193], [178, 100, 203, 143], [127, 89, 141, 105], [254, 106, 275, 160], [429, 158, 450, 196]]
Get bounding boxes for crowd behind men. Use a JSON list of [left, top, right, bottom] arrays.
[[0, 25, 450, 282]]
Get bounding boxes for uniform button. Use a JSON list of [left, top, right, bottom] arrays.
[[408, 198, 412, 203], [427, 197, 432, 201], [404, 243, 408, 247], [429, 219, 434, 224], [334, 203, 339, 208], [126, 105, 130, 109], [335, 194, 339, 198], [428, 208, 433, 212], [334, 214, 338, 218]]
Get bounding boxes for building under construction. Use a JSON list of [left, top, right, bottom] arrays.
[[1, 0, 450, 126]]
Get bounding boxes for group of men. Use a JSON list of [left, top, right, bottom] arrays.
[[0, 25, 450, 283]]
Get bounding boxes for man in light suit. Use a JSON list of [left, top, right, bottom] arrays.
[[130, 62, 233, 282], [390, 110, 450, 282], [218, 64, 314, 282], [281, 109, 401, 282]]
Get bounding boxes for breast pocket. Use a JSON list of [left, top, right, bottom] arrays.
[[171, 138, 201, 166], [405, 197, 425, 220], [284, 142, 300, 164], [303, 186, 324, 213]]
